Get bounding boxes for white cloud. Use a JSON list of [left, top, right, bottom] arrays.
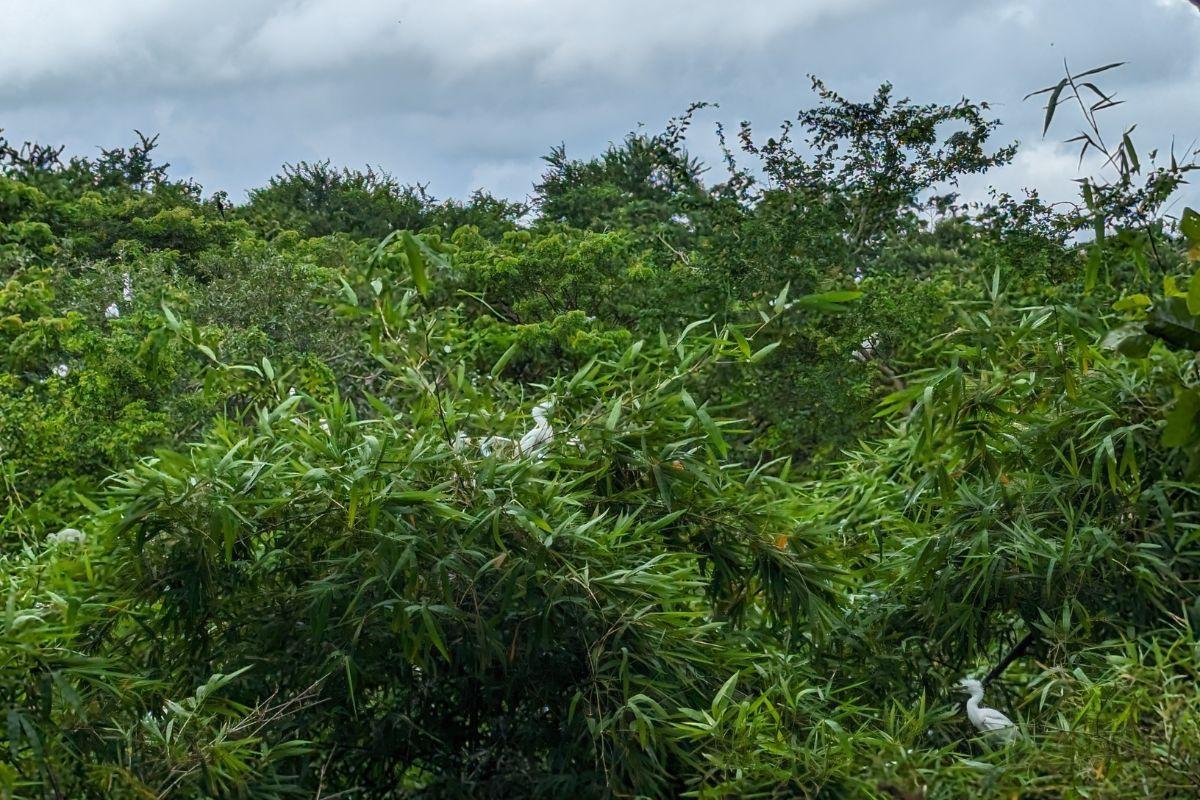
[[0, 0, 884, 89], [0, 0, 1197, 212], [0, 1, 253, 88], [245, 0, 405, 73], [395, 0, 882, 80], [467, 157, 544, 200], [958, 139, 1092, 210]]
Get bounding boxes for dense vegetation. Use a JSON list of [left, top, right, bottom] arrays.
[[3, 69, 1200, 797]]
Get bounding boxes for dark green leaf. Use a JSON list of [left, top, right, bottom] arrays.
[[1146, 296, 1200, 351]]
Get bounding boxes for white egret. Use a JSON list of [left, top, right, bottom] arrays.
[[517, 402, 554, 457], [104, 303, 120, 319], [957, 678, 1019, 741], [852, 333, 880, 363], [478, 435, 514, 457], [461, 401, 556, 461]]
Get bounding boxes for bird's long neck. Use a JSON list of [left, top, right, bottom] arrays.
[[965, 687, 984, 713]]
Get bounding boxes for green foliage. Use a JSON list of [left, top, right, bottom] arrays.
[[242, 161, 525, 242], [4, 68, 1200, 798]]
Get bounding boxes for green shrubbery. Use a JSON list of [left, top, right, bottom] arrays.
[[3, 70, 1200, 797]]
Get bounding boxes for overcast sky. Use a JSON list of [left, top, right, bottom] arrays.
[[2, 0, 1198, 212]]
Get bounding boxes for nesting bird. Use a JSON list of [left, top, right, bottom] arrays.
[[460, 401, 556, 461], [517, 402, 554, 457], [957, 678, 1019, 741]]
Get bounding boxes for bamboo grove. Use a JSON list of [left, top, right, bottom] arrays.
[[3, 71, 1200, 797]]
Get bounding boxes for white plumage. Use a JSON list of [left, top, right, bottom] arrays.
[[517, 402, 554, 457], [478, 434, 513, 457], [46, 527, 86, 546], [460, 401, 555, 461], [958, 678, 1019, 741], [851, 333, 879, 363]]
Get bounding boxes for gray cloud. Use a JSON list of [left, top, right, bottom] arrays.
[[2, 0, 1198, 212]]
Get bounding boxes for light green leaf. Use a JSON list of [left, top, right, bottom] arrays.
[[401, 231, 431, 296], [1189, 272, 1200, 316], [1163, 389, 1200, 448], [749, 341, 781, 363], [605, 398, 622, 430]]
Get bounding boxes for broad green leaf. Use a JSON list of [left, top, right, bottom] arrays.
[[401, 231, 431, 296], [1039, 78, 1068, 135], [1163, 389, 1200, 448], [749, 341, 781, 363], [1084, 246, 1102, 292], [161, 303, 180, 331], [605, 397, 622, 430], [772, 282, 790, 314], [1111, 294, 1150, 313], [490, 341, 520, 377], [1146, 296, 1200, 351], [1122, 131, 1139, 173], [711, 672, 739, 716], [1181, 207, 1200, 244], [731, 327, 752, 359], [1100, 323, 1153, 358], [794, 290, 863, 313], [337, 275, 358, 306]]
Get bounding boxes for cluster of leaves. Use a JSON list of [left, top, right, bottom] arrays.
[[241, 161, 526, 242], [4, 67, 1200, 799]]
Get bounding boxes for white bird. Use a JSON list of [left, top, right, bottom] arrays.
[[852, 333, 880, 363], [463, 401, 556, 461], [517, 402, 554, 457], [46, 527, 86, 546], [957, 678, 1020, 741], [104, 303, 120, 319], [478, 434, 514, 458]]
